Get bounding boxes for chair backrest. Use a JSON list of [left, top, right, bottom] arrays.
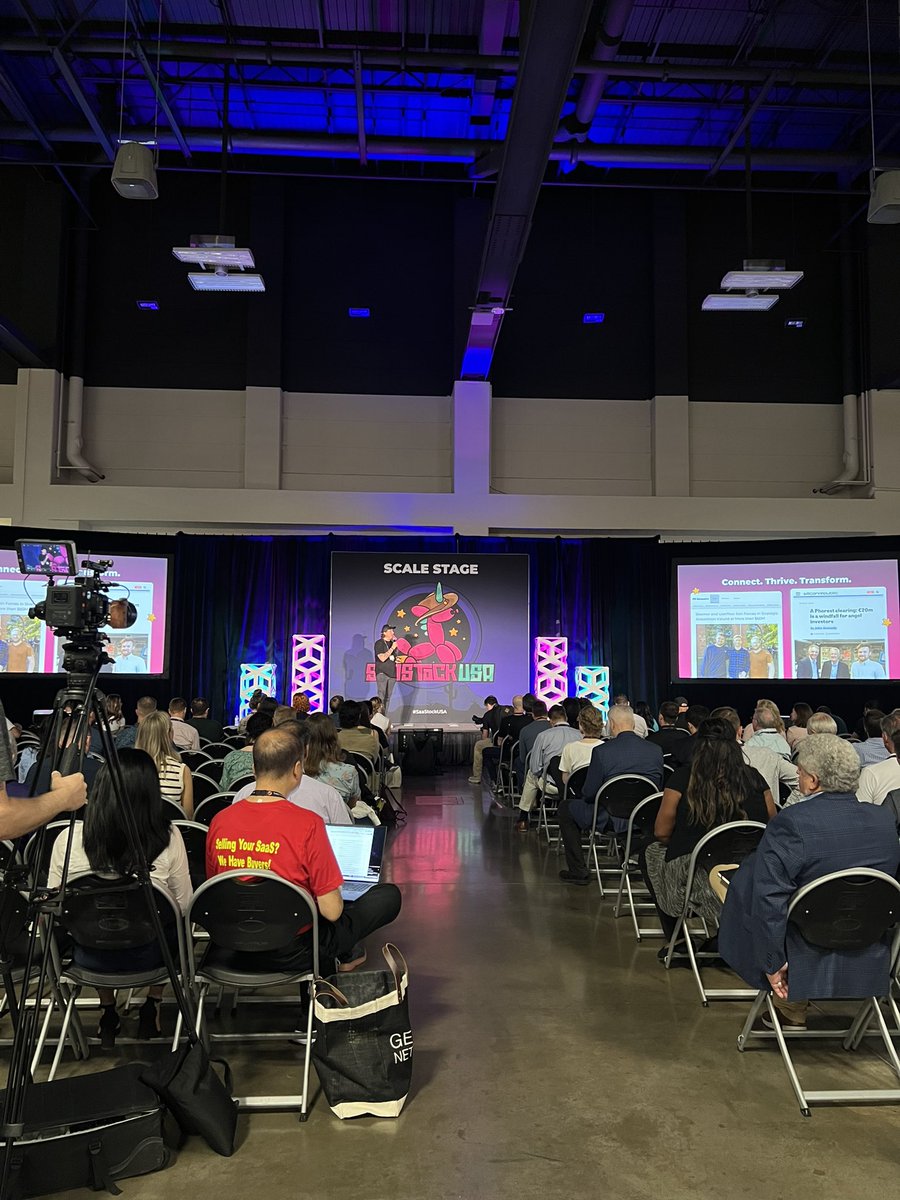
[[57, 875, 179, 953], [163, 797, 186, 822], [193, 793, 237, 827], [625, 792, 663, 843], [173, 820, 208, 889], [187, 869, 319, 974], [192, 773, 222, 805], [230, 772, 256, 792], [202, 743, 233, 761], [23, 820, 73, 888], [787, 869, 900, 952], [596, 774, 660, 820], [346, 751, 376, 789], [688, 820, 767, 877], [501, 739, 519, 768], [223, 734, 246, 748], [563, 766, 589, 803], [199, 758, 226, 784], [181, 750, 211, 773]]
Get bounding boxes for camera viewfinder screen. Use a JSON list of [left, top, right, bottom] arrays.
[[0, 549, 170, 674], [16, 540, 77, 576]]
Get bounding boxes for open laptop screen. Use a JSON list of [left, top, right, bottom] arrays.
[[326, 825, 377, 881]]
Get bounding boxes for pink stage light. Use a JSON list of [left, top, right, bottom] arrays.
[[534, 636, 568, 704], [291, 634, 326, 712]]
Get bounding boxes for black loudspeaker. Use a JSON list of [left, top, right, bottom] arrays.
[[398, 728, 444, 776]]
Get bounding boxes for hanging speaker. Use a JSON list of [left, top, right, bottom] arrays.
[[111, 142, 158, 200]]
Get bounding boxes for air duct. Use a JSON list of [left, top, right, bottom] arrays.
[[63, 376, 104, 483]]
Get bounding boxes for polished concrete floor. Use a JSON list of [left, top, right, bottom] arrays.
[[23, 771, 900, 1199]]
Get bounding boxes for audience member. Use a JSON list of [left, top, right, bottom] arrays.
[[562, 696, 583, 729], [369, 695, 391, 736], [670, 704, 710, 767], [190, 698, 224, 743], [231, 726, 353, 825], [273, 704, 297, 727], [105, 694, 125, 733], [514, 704, 580, 832], [816, 706, 847, 735], [0, 703, 85, 839], [743, 706, 791, 760], [856, 710, 900, 805], [114, 696, 157, 749], [359, 700, 391, 757], [853, 699, 882, 741], [168, 697, 200, 751], [634, 700, 658, 733], [712, 706, 797, 805], [220, 712, 271, 791], [328, 695, 344, 727], [468, 695, 501, 784], [720, 734, 899, 1029], [337, 700, 381, 761], [643, 717, 774, 943], [556, 705, 664, 885], [136, 711, 194, 817], [755, 699, 787, 735], [609, 695, 648, 738], [514, 700, 550, 790], [482, 696, 532, 787], [48, 750, 191, 1044], [207, 728, 401, 972], [25, 723, 104, 797], [558, 705, 605, 781], [303, 714, 362, 809], [238, 688, 267, 734], [673, 697, 691, 730], [854, 709, 890, 767], [291, 693, 311, 719], [806, 711, 838, 735], [648, 701, 686, 755], [785, 703, 812, 752]]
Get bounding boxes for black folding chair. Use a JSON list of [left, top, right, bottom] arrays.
[[588, 774, 660, 895], [192, 772, 224, 806], [546, 766, 588, 850], [534, 755, 562, 840], [186, 870, 319, 1120], [737, 869, 900, 1116], [198, 757, 226, 785], [613, 792, 664, 940], [201, 743, 233, 761], [193, 794, 237, 826], [162, 797, 186, 822], [173, 820, 208, 890], [497, 738, 521, 807], [662, 820, 767, 1004], [181, 750, 212, 773]]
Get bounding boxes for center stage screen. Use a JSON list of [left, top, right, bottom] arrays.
[[329, 552, 530, 727]]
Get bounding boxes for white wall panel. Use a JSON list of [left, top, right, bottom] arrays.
[[0, 384, 15, 483]]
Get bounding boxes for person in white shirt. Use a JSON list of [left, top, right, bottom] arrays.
[[514, 706, 582, 831], [857, 711, 900, 804], [168, 697, 200, 751], [368, 695, 392, 736], [559, 705, 605, 782], [233, 764, 352, 825], [743, 706, 792, 760], [606, 694, 648, 738]]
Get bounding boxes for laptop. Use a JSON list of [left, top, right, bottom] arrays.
[[326, 824, 387, 901]]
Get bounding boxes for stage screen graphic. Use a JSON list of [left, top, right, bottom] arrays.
[[0, 548, 170, 675], [674, 558, 900, 681], [329, 553, 530, 726]]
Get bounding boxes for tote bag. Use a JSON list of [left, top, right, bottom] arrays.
[[312, 943, 412, 1118]]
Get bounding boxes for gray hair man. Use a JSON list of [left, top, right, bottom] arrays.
[[857, 710, 900, 805]]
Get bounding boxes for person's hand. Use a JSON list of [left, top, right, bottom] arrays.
[[766, 963, 789, 999], [50, 770, 87, 812]]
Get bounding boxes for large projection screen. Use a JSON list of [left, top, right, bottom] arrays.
[[0, 548, 171, 675], [673, 557, 900, 682], [329, 552, 530, 726]]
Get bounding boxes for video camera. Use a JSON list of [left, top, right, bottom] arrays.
[[15, 539, 136, 677]]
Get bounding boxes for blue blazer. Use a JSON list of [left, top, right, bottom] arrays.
[[719, 794, 900, 999], [581, 732, 664, 800]]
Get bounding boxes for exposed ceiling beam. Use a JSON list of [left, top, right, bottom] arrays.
[[460, 0, 596, 380], [353, 49, 367, 165], [0, 317, 47, 368], [50, 46, 115, 160], [565, 0, 636, 135], [705, 73, 777, 181], [127, 5, 192, 161]]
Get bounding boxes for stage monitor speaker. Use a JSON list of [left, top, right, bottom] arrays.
[[398, 728, 444, 775]]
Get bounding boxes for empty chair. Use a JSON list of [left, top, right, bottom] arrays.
[[192, 772, 223, 807], [181, 750, 212, 773], [162, 797, 186, 822], [202, 743, 234, 761]]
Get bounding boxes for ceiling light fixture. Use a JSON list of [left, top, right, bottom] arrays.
[[173, 237, 256, 269], [720, 267, 803, 290], [187, 269, 265, 292], [702, 293, 778, 311]]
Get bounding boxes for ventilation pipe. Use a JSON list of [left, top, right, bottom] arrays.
[[63, 375, 103, 483], [558, 0, 636, 140]]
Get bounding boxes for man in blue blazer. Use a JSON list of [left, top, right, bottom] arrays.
[[557, 705, 663, 885], [720, 734, 900, 1027]]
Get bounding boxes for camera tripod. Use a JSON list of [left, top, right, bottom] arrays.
[[0, 639, 199, 1194]]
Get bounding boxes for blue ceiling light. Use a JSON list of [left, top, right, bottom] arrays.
[[582, 312, 605, 324], [135, 300, 160, 310], [348, 307, 371, 318]]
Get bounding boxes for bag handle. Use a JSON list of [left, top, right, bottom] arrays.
[[314, 979, 350, 1006], [382, 943, 407, 996]]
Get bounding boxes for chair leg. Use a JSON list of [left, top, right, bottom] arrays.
[[299, 982, 315, 1123], [663, 915, 686, 968], [737, 990, 768, 1050], [682, 923, 709, 1005], [869, 996, 900, 1080], [613, 864, 627, 918], [843, 998, 874, 1052], [48, 986, 81, 1082], [765, 993, 812, 1117]]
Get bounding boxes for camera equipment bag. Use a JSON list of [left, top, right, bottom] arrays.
[[1, 1064, 170, 1198]]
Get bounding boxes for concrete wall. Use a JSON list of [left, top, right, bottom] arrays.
[[0, 370, 892, 539]]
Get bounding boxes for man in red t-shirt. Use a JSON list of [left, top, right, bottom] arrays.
[[207, 727, 400, 970]]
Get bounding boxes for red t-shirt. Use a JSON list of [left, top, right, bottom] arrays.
[[206, 799, 344, 900]]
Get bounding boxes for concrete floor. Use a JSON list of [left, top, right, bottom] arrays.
[[26, 770, 900, 1199]]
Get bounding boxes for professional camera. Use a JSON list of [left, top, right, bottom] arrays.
[[15, 539, 136, 677]]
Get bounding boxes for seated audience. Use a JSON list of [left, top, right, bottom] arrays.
[[635, 701, 658, 734], [168, 697, 200, 751], [359, 700, 391, 758], [48, 750, 191, 1045], [786, 703, 812, 752], [648, 701, 685, 755], [220, 711, 272, 791], [562, 696, 583, 729], [136, 711, 194, 817], [514, 704, 580, 832], [608, 695, 648, 738], [558, 704, 605, 781], [105, 694, 125, 733], [189, 697, 224, 743], [755, 698, 787, 736], [291, 692, 311, 719], [303, 714, 362, 809], [806, 711, 838, 735], [743, 705, 791, 760], [368, 696, 391, 736], [273, 704, 297, 727], [856, 710, 900, 805], [673, 696, 691, 730], [853, 698, 881, 741], [468, 694, 501, 785], [514, 699, 551, 789], [720, 734, 900, 1029], [670, 704, 710, 767], [238, 688, 266, 734], [337, 700, 381, 761], [328, 694, 344, 727], [231, 726, 353, 825], [816, 705, 847, 735], [206, 728, 401, 971], [643, 717, 774, 943], [114, 696, 157, 749], [855, 709, 890, 766], [26, 724, 104, 797], [482, 695, 532, 787], [712, 706, 797, 804], [556, 705, 664, 885]]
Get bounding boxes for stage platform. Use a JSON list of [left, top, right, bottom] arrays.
[[392, 726, 478, 769]]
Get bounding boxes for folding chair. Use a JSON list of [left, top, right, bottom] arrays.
[[181, 750, 212, 773], [346, 751, 377, 793], [613, 792, 664, 940], [543, 766, 588, 849], [737, 869, 900, 1116], [23, 820, 73, 888], [662, 820, 766, 1004], [534, 755, 562, 840], [173, 820, 208, 890], [162, 797, 186, 822], [46, 875, 188, 1079], [192, 772, 225, 806], [497, 739, 521, 807], [186, 870, 319, 1120], [588, 775, 660, 895], [198, 757, 226, 786], [193, 793, 237, 826], [201, 743, 234, 761]]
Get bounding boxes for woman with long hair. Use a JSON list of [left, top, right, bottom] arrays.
[[105, 694, 125, 732], [47, 749, 192, 1045], [304, 713, 361, 807], [136, 710, 194, 818], [643, 716, 775, 944], [786, 702, 813, 752], [219, 711, 273, 792]]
